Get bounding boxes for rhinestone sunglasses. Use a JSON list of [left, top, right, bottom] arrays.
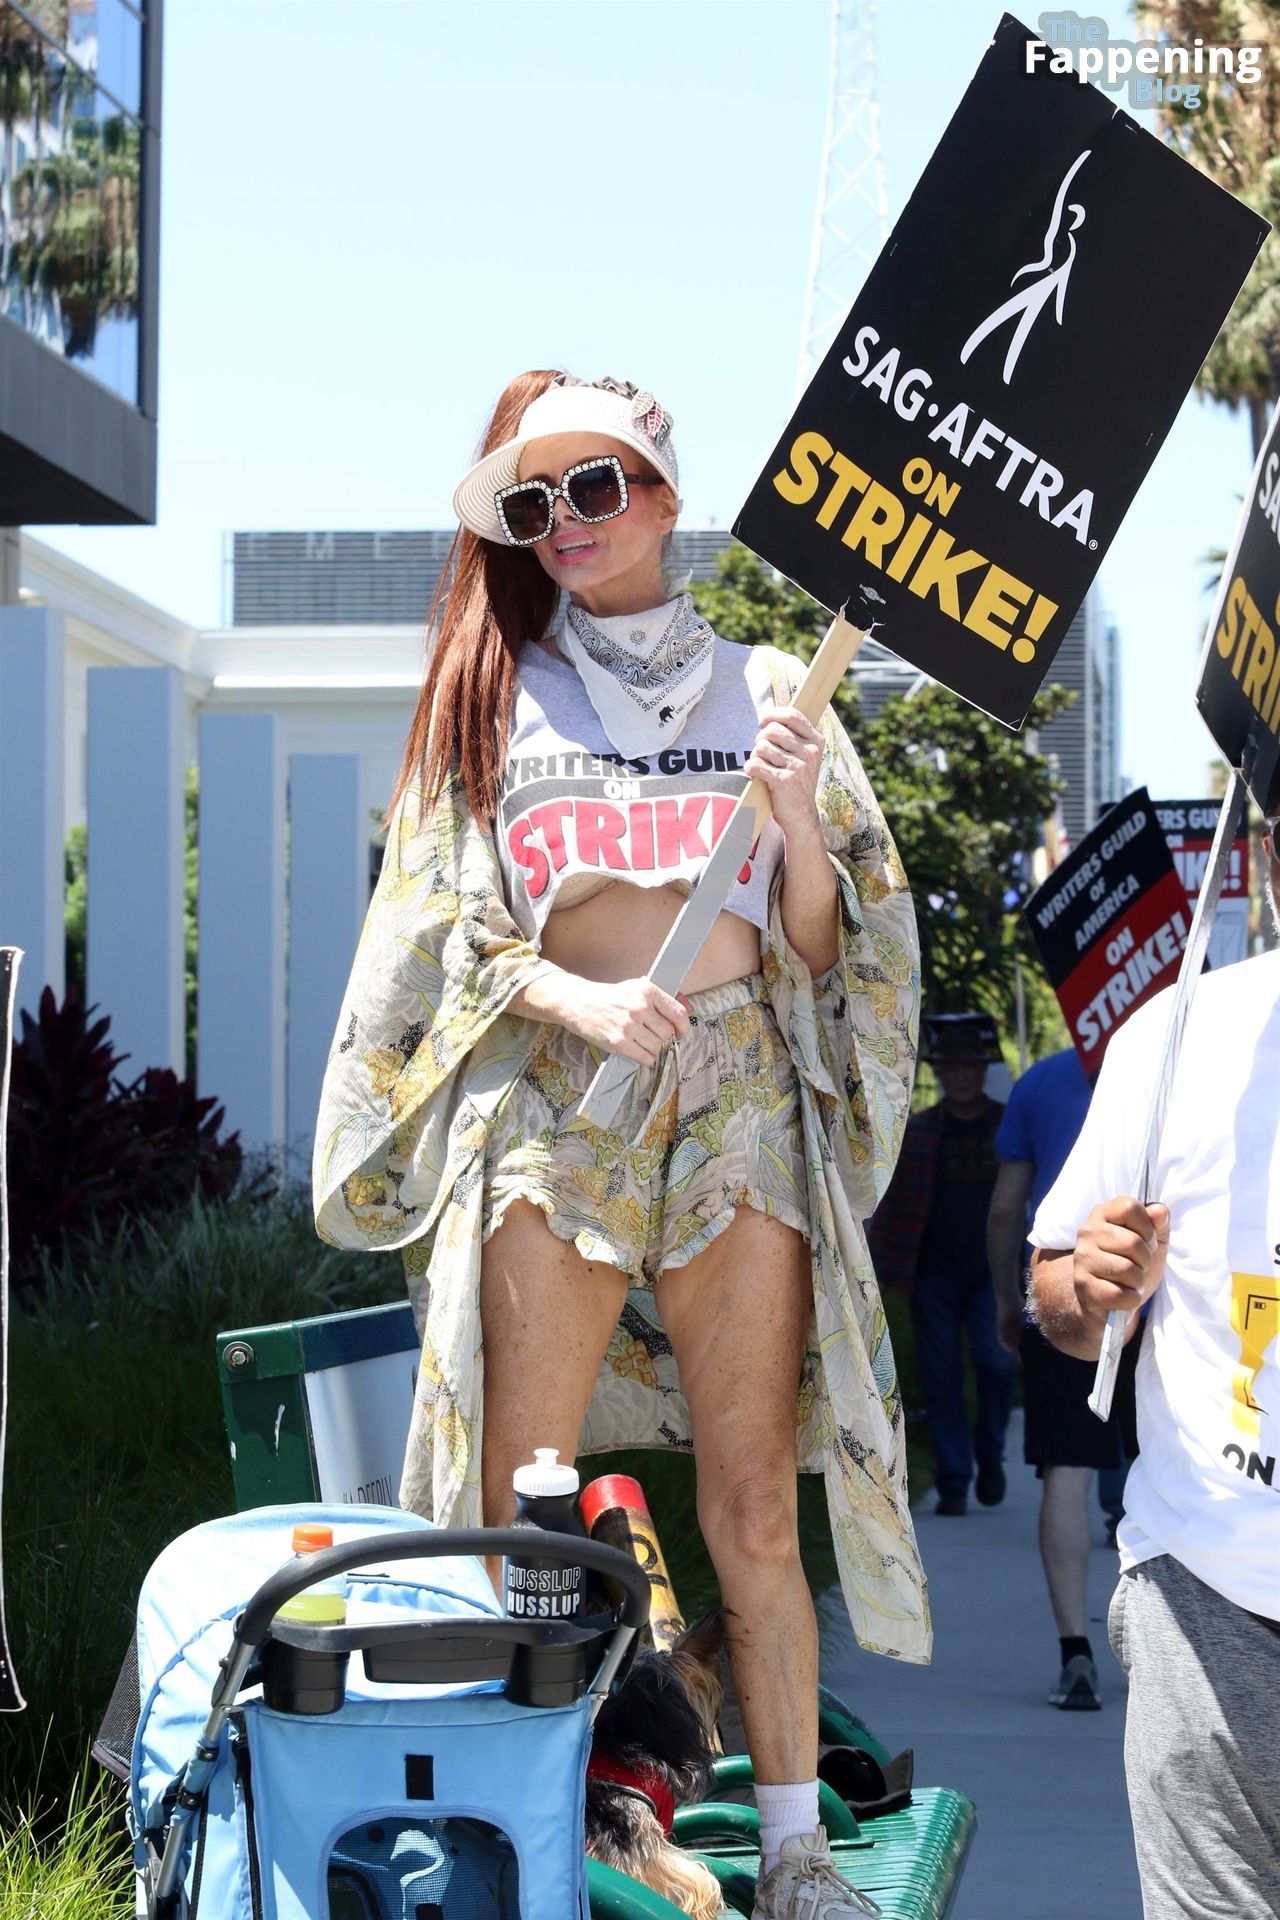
[[494, 454, 663, 546]]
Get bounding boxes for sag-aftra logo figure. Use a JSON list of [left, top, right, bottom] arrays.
[[960, 150, 1091, 384]]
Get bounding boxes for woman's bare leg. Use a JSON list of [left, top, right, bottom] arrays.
[[655, 1207, 818, 1783], [479, 1198, 630, 1528]]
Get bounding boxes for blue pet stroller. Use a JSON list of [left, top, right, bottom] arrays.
[[118, 1503, 649, 1920]]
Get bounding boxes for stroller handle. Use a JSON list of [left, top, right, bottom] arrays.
[[154, 1528, 653, 1914], [236, 1526, 651, 1649]]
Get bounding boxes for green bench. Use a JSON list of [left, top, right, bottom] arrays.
[[217, 1300, 419, 1509], [218, 1304, 975, 1920], [678, 1757, 975, 1920]]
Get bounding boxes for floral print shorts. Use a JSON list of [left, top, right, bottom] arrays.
[[481, 972, 810, 1285]]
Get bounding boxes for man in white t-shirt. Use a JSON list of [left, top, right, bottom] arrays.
[[1028, 817, 1280, 1920]]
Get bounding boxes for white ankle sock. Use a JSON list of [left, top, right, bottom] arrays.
[[755, 1779, 820, 1874]]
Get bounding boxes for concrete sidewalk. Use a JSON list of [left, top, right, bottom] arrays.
[[818, 1412, 1141, 1919]]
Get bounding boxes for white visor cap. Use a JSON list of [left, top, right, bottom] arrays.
[[452, 381, 680, 544]]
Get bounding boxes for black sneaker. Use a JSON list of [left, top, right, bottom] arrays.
[[935, 1492, 968, 1516], [1049, 1653, 1101, 1710], [975, 1462, 1006, 1506]]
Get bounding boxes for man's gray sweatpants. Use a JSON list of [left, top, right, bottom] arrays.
[[1109, 1553, 1280, 1919]]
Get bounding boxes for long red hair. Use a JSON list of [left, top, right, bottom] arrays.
[[387, 367, 564, 826]]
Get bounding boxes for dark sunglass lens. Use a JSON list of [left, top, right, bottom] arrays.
[[502, 487, 551, 542], [566, 464, 622, 521]]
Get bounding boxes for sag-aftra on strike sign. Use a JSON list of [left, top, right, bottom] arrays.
[[1197, 401, 1280, 816], [734, 13, 1268, 728]]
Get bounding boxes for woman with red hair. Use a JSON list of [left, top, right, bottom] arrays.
[[315, 370, 924, 1919]]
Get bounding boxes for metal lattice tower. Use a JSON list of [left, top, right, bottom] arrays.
[[796, 0, 889, 397]]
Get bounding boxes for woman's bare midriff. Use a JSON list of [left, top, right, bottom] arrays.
[[539, 879, 763, 994]]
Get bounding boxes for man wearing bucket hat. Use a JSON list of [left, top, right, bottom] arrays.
[[867, 1012, 1015, 1517], [314, 369, 925, 1918]]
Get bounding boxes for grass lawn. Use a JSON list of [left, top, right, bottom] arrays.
[[0, 1772, 134, 1920]]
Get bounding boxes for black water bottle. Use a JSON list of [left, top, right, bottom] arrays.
[[503, 1448, 586, 1621]]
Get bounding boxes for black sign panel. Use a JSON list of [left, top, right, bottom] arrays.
[[0, 948, 25, 1713], [1197, 403, 1280, 816], [1025, 790, 1189, 1073], [734, 13, 1268, 729]]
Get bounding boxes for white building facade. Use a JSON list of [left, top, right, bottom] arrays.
[[2, 533, 422, 1174]]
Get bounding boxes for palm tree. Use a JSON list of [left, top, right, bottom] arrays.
[[1133, 0, 1280, 451]]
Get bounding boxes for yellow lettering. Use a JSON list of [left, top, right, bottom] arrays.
[[772, 431, 833, 506], [816, 451, 869, 529], [1242, 615, 1277, 709], [1216, 574, 1246, 659], [962, 564, 1034, 650], [766, 431, 1064, 663], [839, 480, 906, 564], [1234, 591, 1261, 679], [905, 531, 987, 619], [884, 512, 934, 583], [924, 470, 960, 516]]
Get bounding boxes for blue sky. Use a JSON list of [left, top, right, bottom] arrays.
[[34, 0, 1259, 796]]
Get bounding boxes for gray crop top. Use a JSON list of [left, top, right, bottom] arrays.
[[495, 634, 787, 943]]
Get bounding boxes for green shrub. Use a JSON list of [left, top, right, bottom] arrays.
[[35, 1182, 398, 1344], [6, 988, 248, 1297]]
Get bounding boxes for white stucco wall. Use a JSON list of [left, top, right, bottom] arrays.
[[4, 533, 421, 1157], [20, 535, 421, 833]]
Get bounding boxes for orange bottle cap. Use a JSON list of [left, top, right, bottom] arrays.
[[291, 1523, 334, 1553]]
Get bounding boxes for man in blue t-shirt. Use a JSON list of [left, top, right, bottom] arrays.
[[987, 1046, 1139, 1710]]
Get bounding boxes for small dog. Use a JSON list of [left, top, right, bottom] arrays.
[[586, 1609, 726, 1920]]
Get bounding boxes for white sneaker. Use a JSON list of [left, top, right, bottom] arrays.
[[752, 1826, 883, 1918]]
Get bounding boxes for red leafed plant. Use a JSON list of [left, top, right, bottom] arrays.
[[5, 985, 244, 1295]]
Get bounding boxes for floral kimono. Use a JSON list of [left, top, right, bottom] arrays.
[[314, 645, 931, 1664]]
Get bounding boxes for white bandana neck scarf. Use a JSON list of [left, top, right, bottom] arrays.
[[561, 592, 716, 757]]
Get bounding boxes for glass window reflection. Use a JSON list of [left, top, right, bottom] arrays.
[[67, 0, 143, 117], [24, 2, 70, 42], [1, 7, 141, 407]]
